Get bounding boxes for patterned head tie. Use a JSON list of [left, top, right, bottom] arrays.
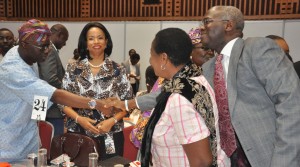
[[188, 27, 201, 45], [18, 19, 51, 44]]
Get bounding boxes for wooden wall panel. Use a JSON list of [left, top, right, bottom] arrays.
[[0, 0, 299, 21], [0, 0, 5, 17]]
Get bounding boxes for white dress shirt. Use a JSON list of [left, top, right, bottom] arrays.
[[220, 37, 239, 87]]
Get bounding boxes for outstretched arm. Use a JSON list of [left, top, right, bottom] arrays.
[[104, 89, 161, 114], [51, 89, 112, 113]]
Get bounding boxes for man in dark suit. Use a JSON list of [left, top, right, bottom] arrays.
[[200, 6, 300, 167], [38, 24, 69, 136]]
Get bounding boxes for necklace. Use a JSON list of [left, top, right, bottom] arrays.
[[88, 61, 102, 68]]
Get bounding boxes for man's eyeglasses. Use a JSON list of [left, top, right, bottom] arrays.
[[202, 18, 229, 26], [24, 42, 52, 52]]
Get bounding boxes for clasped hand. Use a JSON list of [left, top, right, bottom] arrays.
[[77, 116, 115, 135]]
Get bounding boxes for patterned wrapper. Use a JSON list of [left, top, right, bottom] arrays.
[[188, 27, 201, 45]]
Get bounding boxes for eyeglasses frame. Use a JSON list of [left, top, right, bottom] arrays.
[[202, 18, 229, 26]]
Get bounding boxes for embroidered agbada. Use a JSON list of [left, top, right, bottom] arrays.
[[0, 46, 56, 162]]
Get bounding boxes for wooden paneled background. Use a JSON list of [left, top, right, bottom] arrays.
[[0, 0, 300, 21], [1, 0, 300, 91]]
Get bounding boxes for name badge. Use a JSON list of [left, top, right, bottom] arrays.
[[105, 133, 116, 154], [31, 95, 48, 121]]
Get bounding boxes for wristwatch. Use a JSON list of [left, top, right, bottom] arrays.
[[88, 99, 97, 109]]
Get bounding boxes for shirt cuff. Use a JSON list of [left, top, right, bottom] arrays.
[[135, 98, 140, 109]]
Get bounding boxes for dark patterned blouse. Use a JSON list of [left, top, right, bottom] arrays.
[[62, 57, 133, 137]]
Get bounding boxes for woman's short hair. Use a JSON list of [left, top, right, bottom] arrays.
[[78, 22, 113, 60], [152, 28, 193, 67]]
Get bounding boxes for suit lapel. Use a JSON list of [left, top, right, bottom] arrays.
[[202, 56, 216, 88], [55, 52, 65, 78], [227, 38, 244, 117]]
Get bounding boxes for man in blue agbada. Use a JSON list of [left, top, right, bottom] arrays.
[[0, 19, 112, 162]]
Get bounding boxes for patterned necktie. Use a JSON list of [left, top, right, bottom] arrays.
[[214, 54, 237, 157]]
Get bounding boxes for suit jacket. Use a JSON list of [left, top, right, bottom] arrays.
[[38, 44, 65, 118], [202, 37, 300, 167], [136, 89, 160, 111]]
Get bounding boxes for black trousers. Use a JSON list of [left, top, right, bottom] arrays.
[[131, 83, 138, 95]]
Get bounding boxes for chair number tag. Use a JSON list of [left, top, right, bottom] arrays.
[[31, 95, 48, 121]]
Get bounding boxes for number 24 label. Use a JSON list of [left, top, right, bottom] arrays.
[[31, 95, 48, 120]]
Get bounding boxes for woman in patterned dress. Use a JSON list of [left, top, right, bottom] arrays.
[[62, 22, 133, 160]]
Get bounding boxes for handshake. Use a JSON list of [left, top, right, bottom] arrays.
[[98, 97, 133, 117], [76, 97, 135, 135]]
